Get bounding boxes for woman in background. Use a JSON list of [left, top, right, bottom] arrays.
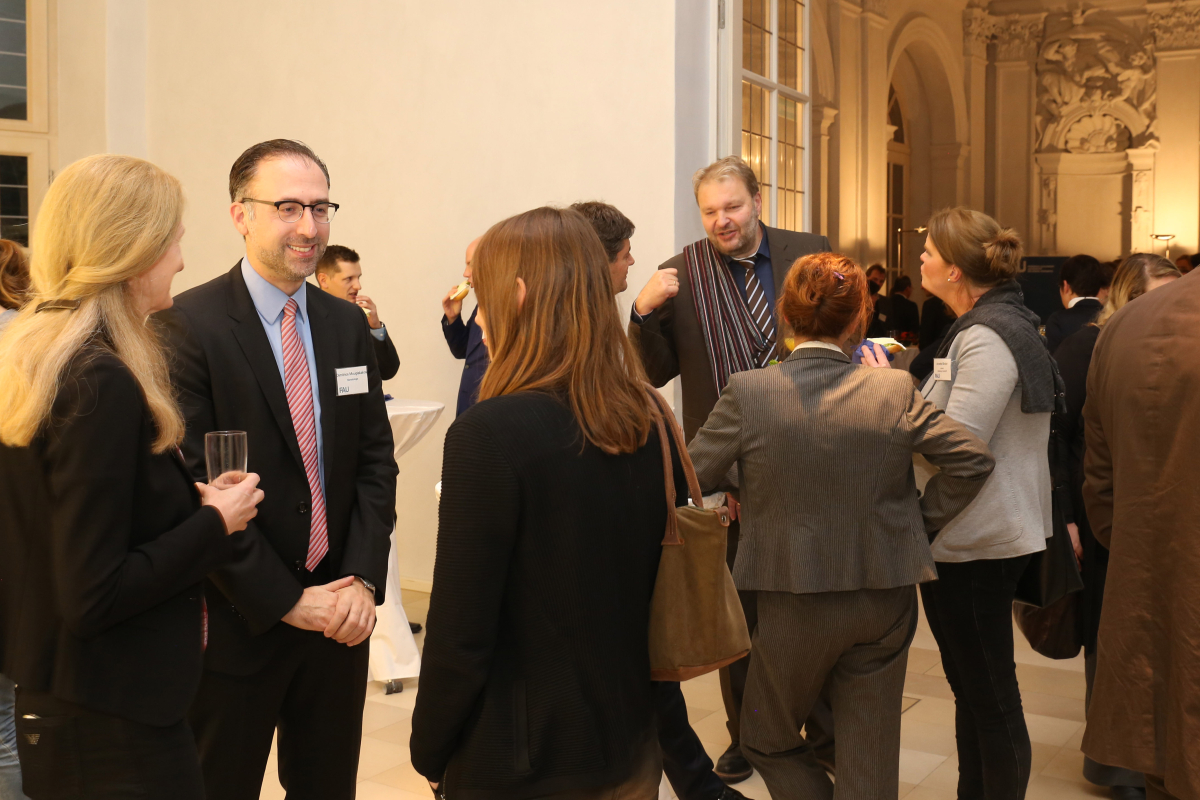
[[411, 207, 686, 800], [916, 207, 1056, 800], [1055, 253, 1181, 800], [0, 155, 263, 799], [0, 239, 29, 800]]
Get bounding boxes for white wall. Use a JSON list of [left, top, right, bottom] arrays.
[[59, 0, 680, 586]]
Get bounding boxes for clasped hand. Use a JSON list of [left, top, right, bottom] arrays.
[[282, 576, 376, 647]]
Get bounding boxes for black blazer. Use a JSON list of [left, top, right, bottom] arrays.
[[372, 326, 400, 381], [628, 227, 830, 440], [0, 350, 235, 726], [410, 392, 686, 799], [441, 308, 488, 417], [156, 264, 398, 675], [1046, 298, 1103, 354]]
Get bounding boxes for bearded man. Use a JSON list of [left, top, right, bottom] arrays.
[[628, 156, 833, 785]]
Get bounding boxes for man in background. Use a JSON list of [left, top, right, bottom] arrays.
[[629, 156, 834, 786], [865, 264, 888, 337], [441, 237, 487, 417], [887, 275, 921, 340], [575, 198, 744, 800], [1046, 254, 1106, 353], [315, 245, 400, 380]]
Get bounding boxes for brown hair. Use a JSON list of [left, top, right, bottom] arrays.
[[927, 207, 1023, 287], [229, 139, 329, 201], [316, 244, 359, 276], [569, 201, 635, 262], [692, 156, 760, 200], [0, 239, 28, 310], [1094, 253, 1181, 327], [474, 207, 655, 455], [779, 252, 872, 342]]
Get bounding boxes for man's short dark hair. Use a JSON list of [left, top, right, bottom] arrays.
[[229, 139, 330, 202], [892, 275, 912, 293], [569, 201, 635, 262], [316, 244, 359, 277], [866, 264, 885, 278], [1060, 254, 1106, 297]]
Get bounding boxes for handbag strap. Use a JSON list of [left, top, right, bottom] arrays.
[[645, 385, 706, 545]]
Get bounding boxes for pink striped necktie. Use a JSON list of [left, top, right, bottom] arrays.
[[282, 299, 329, 571]]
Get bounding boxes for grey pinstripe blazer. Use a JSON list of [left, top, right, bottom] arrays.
[[688, 347, 995, 594]]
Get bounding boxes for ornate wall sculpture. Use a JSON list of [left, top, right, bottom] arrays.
[[1034, 9, 1157, 155], [1148, 0, 1200, 51]]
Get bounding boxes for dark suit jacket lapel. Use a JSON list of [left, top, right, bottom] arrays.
[[307, 294, 338, 478], [226, 264, 306, 473], [766, 226, 795, 301]]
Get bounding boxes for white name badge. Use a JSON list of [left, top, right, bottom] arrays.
[[932, 358, 953, 382], [336, 366, 369, 396]]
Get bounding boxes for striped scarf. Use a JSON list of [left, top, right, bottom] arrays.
[[683, 236, 773, 394]]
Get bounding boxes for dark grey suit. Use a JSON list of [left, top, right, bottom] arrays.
[[689, 346, 994, 799]]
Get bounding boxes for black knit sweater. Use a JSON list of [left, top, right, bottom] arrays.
[[410, 391, 685, 799]]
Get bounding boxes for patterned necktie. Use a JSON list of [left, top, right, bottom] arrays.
[[282, 299, 329, 571], [734, 256, 777, 366]]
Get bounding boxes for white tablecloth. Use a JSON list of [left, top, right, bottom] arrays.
[[368, 399, 446, 683]]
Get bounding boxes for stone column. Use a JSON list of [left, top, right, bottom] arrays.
[[814, 105, 840, 241], [862, 0, 890, 266], [1149, 1, 1200, 255], [833, 0, 864, 261], [930, 143, 967, 211], [962, 6, 994, 211], [1127, 146, 1157, 254], [992, 16, 1042, 246]]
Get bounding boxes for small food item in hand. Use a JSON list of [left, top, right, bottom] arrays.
[[867, 337, 906, 354], [358, 303, 371, 318], [451, 281, 471, 301]]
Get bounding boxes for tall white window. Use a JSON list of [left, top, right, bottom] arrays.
[[726, 0, 812, 233]]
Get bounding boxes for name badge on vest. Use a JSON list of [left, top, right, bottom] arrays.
[[932, 358, 953, 382], [336, 366, 369, 396]]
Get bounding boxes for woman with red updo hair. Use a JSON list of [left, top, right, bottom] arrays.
[[688, 252, 995, 799]]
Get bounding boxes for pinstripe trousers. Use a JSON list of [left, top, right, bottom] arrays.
[[740, 586, 918, 800]]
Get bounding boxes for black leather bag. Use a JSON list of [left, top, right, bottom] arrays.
[[1013, 356, 1084, 657]]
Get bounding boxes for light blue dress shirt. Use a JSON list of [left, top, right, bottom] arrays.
[[241, 258, 325, 491]]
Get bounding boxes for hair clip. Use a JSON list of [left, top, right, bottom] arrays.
[[832, 271, 845, 281], [35, 299, 82, 313]]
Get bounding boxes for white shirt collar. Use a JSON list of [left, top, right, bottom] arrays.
[[1067, 296, 1099, 309], [795, 340, 846, 354], [240, 257, 308, 324]]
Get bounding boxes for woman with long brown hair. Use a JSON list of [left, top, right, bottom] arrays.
[[1054, 253, 1180, 800], [410, 207, 687, 800]]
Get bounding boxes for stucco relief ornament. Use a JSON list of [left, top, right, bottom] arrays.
[[1149, 1, 1200, 51], [1064, 114, 1129, 153], [1034, 8, 1157, 153]]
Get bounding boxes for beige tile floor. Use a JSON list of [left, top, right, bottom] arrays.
[[260, 591, 1111, 800]]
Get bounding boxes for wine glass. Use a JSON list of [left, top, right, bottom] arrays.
[[205, 431, 248, 487]]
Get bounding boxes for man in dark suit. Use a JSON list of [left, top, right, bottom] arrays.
[[158, 139, 398, 800], [315, 244, 400, 380], [886, 275, 921, 340], [1046, 254, 1105, 353], [441, 236, 489, 417], [628, 156, 834, 784]]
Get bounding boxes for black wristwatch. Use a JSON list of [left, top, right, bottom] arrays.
[[355, 576, 377, 596]]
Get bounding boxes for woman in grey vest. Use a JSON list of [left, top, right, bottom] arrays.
[[916, 207, 1056, 800], [689, 252, 994, 800]]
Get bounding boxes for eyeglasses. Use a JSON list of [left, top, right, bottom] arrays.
[[240, 198, 340, 224]]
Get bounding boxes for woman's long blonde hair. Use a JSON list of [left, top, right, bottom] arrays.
[[474, 206, 656, 455], [1093, 253, 1181, 327], [0, 154, 185, 452]]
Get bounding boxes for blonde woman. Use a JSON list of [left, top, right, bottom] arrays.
[[411, 207, 687, 799], [0, 155, 262, 800], [1054, 253, 1180, 800]]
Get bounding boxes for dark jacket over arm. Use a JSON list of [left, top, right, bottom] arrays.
[[372, 327, 400, 380], [0, 352, 235, 725]]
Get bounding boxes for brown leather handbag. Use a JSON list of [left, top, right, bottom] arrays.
[[646, 389, 751, 681]]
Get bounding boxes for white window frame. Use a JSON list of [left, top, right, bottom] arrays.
[[0, 0, 48, 134], [0, 132, 49, 239], [716, 0, 813, 233]]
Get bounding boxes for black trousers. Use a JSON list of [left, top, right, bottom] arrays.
[[719, 519, 835, 760], [920, 555, 1033, 800], [653, 682, 723, 800], [14, 690, 203, 800], [188, 629, 370, 800]]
